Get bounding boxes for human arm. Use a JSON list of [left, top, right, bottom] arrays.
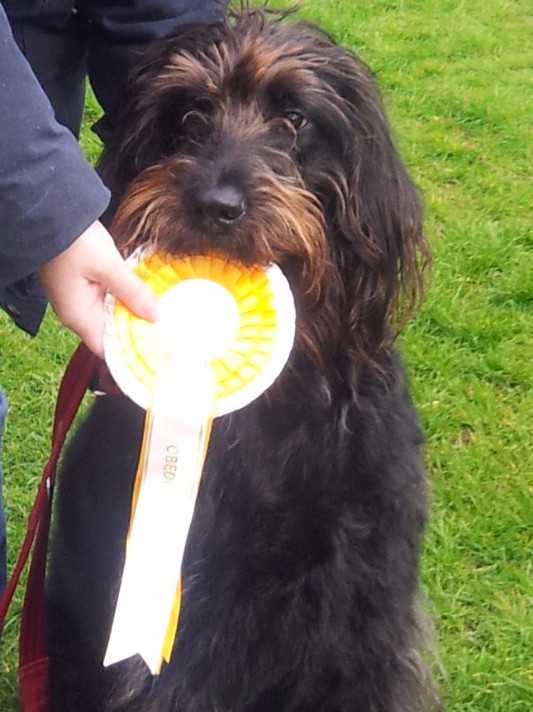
[[0, 5, 157, 354], [0, 4, 110, 287]]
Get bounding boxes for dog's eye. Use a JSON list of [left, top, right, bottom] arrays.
[[284, 110, 307, 130], [182, 110, 209, 128], [180, 99, 214, 132]]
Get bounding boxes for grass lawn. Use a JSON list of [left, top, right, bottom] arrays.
[[1, 1, 531, 709]]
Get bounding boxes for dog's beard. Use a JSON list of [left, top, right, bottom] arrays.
[[112, 158, 326, 291], [110, 154, 349, 367]]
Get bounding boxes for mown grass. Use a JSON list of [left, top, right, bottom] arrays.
[[1, 1, 531, 709]]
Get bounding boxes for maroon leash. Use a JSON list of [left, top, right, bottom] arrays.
[[0, 343, 100, 712]]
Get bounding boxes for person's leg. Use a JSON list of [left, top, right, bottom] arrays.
[[6, 5, 89, 137], [84, 0, 230, 141], [0, 389, 8, 598]]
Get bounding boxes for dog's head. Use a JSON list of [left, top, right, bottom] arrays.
[[102, 8, 428, 370]]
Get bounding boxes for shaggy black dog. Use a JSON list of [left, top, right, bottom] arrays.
[[46, 8, 441, 711]]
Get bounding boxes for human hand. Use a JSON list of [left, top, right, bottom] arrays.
[[39, 220, 159, 358]]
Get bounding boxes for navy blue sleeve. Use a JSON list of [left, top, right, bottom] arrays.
[[0, 5, 110, 288]]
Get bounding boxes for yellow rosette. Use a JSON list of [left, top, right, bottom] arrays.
[[104, 251, 295, 415]]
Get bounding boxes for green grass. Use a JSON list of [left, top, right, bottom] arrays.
[[1, 1, 531, 709]]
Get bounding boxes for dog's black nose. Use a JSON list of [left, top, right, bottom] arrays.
[[198, 185, 246, 226]]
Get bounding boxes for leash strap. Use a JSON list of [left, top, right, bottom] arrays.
[[0, 343, 99, 712]]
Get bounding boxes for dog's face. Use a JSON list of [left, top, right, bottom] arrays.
[[103, 9, 428, 369]]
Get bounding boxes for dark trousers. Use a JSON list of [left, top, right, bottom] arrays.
[[9, 11, 88, 137], [4, 0, 230, 139]]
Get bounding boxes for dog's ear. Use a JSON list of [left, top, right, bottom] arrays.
[[314, 44, 430, 366]]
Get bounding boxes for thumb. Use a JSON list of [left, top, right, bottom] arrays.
[[103, 254, 160, 321]]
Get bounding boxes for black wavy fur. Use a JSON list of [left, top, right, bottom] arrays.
[[46, 8, 441, 711]]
